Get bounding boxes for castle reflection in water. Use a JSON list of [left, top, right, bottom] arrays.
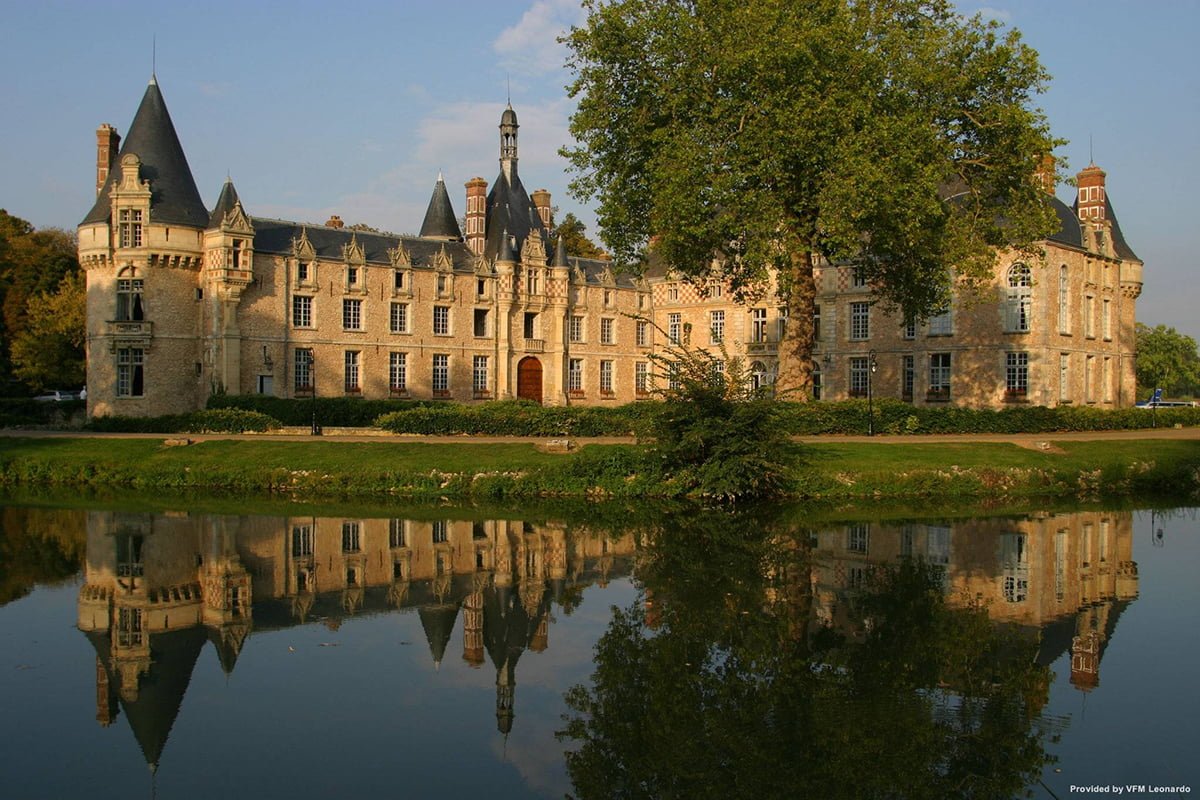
[[75, 509, 1137, 772]]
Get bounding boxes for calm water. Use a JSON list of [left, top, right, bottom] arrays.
[[0, 498, 1197, 799]]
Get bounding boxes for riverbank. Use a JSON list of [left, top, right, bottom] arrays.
[[2, 431, 1198, 501]]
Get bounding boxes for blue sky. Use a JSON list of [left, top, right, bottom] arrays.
[[2, 0, 1196, 339]]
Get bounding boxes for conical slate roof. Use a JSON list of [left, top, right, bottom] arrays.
[[207, 177, 240, 229], [418, 603, 461, 666], [82, 77, 209, 228], [418, 174, 462, 240], [484, 171, 548, 261], [552, 235, 569, 268]]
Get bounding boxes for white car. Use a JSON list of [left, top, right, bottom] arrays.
[[34, 390, 79, 402]]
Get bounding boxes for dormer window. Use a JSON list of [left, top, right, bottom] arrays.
[[118, 209, 143, 248], [394, 270, 405, 291], [525, 269, 539, 295], [437, 273, 451, 297], [298, 260, 310, 283], [232, 239, 244, 269], [347, 266, 360, 288]]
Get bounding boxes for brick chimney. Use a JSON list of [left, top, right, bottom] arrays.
[[1076, 163, 1107, 221], [464, 177, 487, 256], [1036, 153, 1056, 195], [531, 188, 553, 229], [96, 124, 120, 196]]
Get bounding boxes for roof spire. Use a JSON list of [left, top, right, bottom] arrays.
[[151, 35, 156, 83], [419, 173, 462, 240]]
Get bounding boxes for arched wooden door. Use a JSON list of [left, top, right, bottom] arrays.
[[517, 357, 543, 404]]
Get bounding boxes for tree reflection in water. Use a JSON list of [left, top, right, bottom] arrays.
[[560, 510, 1052, 800]]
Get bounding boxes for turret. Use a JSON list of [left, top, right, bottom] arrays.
[[418, 173, 463, 240], [500, 103, 519, 181]]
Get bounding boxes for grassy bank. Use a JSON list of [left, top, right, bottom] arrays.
[[1, 436, 1198, 502]]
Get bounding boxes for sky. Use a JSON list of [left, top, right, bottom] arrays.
[[1, 0, 1197, 339]]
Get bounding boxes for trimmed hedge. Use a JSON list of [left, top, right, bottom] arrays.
[[207, 394, 439, 427], [120, 394, 1200, 437], [374, 399, 660, 436], [87, 408, 280, 434]]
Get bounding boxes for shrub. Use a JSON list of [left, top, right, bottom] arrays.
[[87, 408, 280, 434]]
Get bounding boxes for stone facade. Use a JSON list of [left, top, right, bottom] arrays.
[[80, 78, 1143, 417]]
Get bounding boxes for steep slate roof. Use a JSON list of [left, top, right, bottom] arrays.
[[252, 218, 476, 270], [418, 603, 462, 666], [207, 177, 241, 228], [418, 174, 463, 239], [82, 77, 210, 228], [484, 171, 550, 261], [1072, 196, 1140, 261]]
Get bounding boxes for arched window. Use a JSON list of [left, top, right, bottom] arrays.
[[1005, 264, 1031, 333], [116, 267, 144, 321], [750, 361, 768, 391]]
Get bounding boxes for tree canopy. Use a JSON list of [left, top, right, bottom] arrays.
[[1135, 323, 1200, 398], [10, 272, 86, 391], [0, 210, 80, 391], [563, 0, 1062, 393], [556, 211, 607, 259]]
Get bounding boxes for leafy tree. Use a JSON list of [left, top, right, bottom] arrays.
[[1135, 323, 1200, 398], [560, 511, 1052, 799], [642, 336, 797, 501], [563, 0, 1062, 394], [555, 211, 606, 259], [10, 272, 86, 391], [0, 210, 79, 389]]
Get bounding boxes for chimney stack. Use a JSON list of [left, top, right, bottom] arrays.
[[464, 177, 487, 256], [1076, 164, 1107, 221], [96, 124, 120, 196], [531, 188, 553, 229]]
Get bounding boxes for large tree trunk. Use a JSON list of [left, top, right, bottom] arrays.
[[774, 248, 816, 400]]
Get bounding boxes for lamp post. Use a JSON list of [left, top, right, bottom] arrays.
[[867, 349, 878, 436]]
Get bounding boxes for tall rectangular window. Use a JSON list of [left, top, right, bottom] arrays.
[[751, 308, 767, 343], [292, 525, 313, 557], [389, 352, 407, 393], [1103, 357, 1113, 402], [1006, 352, 1029, 397], [600, 360, 614, 395], [116, 347, 145, 397], [1005, 264, 1032, 333], [344, 351, 360, 392], [849, 357, 869, 397], [342, 298, 362, 331], [1085, 295, 1095, 338], [117, 278, 145, 321], [389, 519, 408, 549], [118, 209, 143, 248], [928, 309, 952, 336], [570, 315, 585, 343], [1085, 355, 1095, 402], [850, 302, 870, 340], [474, 308, 489, 338], [929, 353, 951, 399], [568, 358, 584, 393], [1058, 265, 1070, 334], [298, 261, 310, 283], [524, 312, 537, 339], [294, 348, 313, 391], [473, 355, 489, 394], [432, 520, 449, 544], [433, 306, 450, 336], [636, 320, 649, 347], [601, 317, 615, 345], [341, 521, 361, 553], [390, 302, 409, 334], [812, 363, 822, 400], [851, 267, 868, 288], [709, 310, 724, 344], [1102, 298, 1112, 340], [902, 319, 916, 339], [394, 269, 406, 291], [902, 355, 914, 400], [292, 295, 313, 328], [635, 362, 649, 394], [433, 354, 449, 394], [346, 265, 360, 289], [777, 307, 789, 341], [668, 313, 682, 344], [813, 305, 821, 341], [1059, 353, 1070, 402]]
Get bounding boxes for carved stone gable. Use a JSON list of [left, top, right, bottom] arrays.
[[342, 234, 365, 265], [222, 201, 255, 234], [294, 227, 316, 261], [433, 244, 454, 272], [572, 265, 588, 284], [387, 241, 411, 268], [117, 153, 149, 193], [521, 231, 547, 265]]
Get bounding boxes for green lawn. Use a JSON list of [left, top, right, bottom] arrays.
[[1, 436, 1197, 501]]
